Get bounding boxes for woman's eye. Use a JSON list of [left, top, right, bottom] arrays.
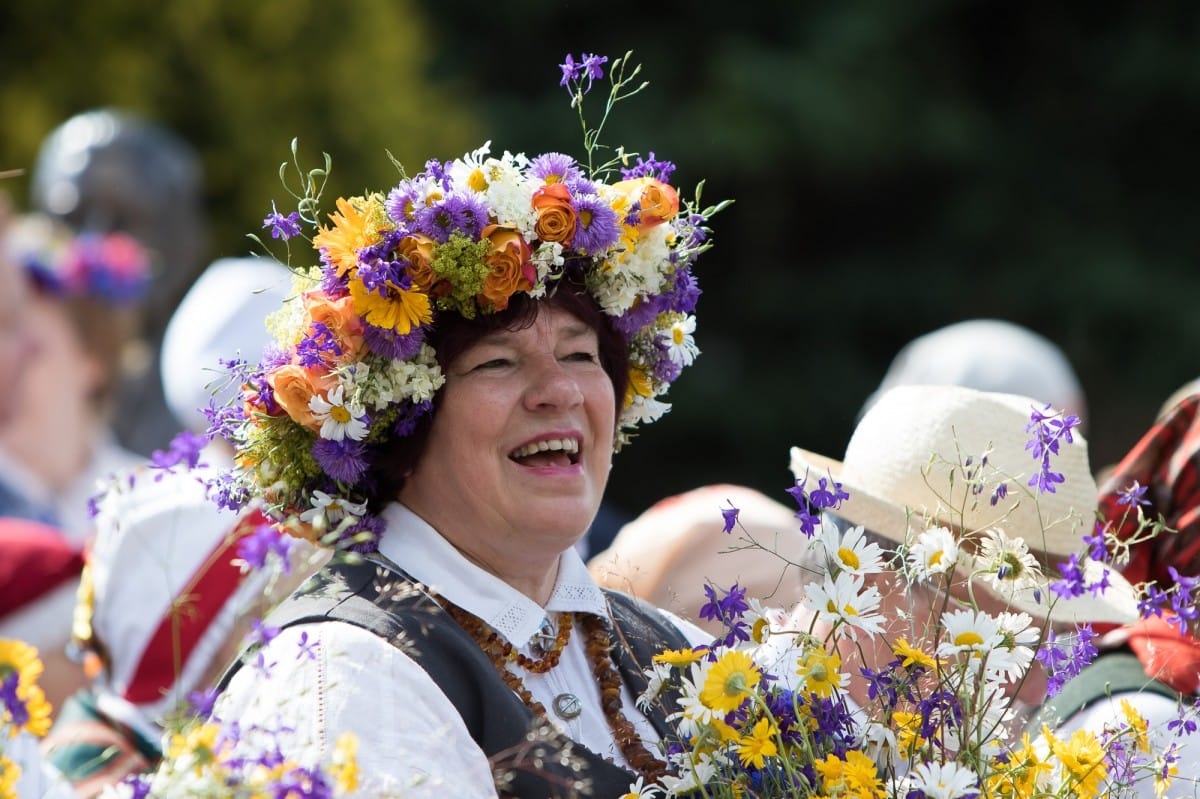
[[473, 358, 510, 370], [564, 351, 599, 363]]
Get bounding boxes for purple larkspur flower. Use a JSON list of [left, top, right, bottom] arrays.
[[1, 672, 28, 727], [1117, 480, 1151, 507], [529, 152, 584, 185], [297, 631, 318, 661], [394, 399, 434, 437], [312, 437, 370, 484], [989, 481, 1009, 507], [698, 583, 752, 648], [570, 193, 621, 254], [1036, 625, 1098, 696], [363, 324, 426, 361], [296, 322, 344, 368], [412, 193, 490, 242], [620, 151, 677, 183], [1025, 404, 1081, 494], [149, 429, 210, 478], [721, 503, 740, 533], [207, 470, 251, 513], [1050, 553, 1088, 599], [249, 619, 281, 648], [237, 523, 294, 571], [662, 266, 701, 315], [559, 53, 607, 95], [263, 202, 302, 240], [187, 687, 219, 719]]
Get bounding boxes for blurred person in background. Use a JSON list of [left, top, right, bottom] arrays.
[[39, 255, 318, 797], [30, 107, 209, 458], [0, 212, 153, 541], [860, 318, 1089, 432]]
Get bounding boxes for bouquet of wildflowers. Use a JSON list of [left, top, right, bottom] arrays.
[[629, 402, 1199, 799], [0, 639, 54, 796]]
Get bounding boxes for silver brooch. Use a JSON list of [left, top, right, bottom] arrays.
[[553, 692, 582, 720]]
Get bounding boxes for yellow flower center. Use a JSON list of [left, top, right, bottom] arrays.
[[954, 631, 985, 648], [467, 169, 488, 193], [331, 406, 352, 424], [838, 547, 860, 570], [928, 551, 944, 566], [673, 326, 686, 345]]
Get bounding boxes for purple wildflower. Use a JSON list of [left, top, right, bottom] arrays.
[[570, 193, 621, 254], [1, 672, 28, 728], [412, 193, 489, 242], [528, 153, 584, 185], [698, 583, 752, 648], [297, 631, 318, 662], [149, 429, 210, 478], [721, 503, 740, 534], [187, 687, 219, 719], [263, 202, 302, 240], [339, 512, 386, 554], [1117, 480, 1151, 507], [1036, 625, 1098, 696], [1168, 703, 1198, 736], [312, 437, 369, 484], [248, 619, 281, 648], [620, 151, 677, 183], [1025, 403, 1081, 494], [393, 400, 434, 437], [363, 324, 426, 361], [559, 53, 608, 95], [1049, 553, 1088, 599], [207, 470, 252, 513], [661, 266, 701, 315], [296, 322, 344, 368], [989, 482, 1009, 507], [237, 523, 294, 572]]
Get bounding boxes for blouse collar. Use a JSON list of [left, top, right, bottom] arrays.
[[376, 502, 609, 645]]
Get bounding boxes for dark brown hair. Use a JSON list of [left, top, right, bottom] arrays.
[[367, 287, 629, 511]]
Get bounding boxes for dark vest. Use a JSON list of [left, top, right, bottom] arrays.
[[220, 557, 691, 799]]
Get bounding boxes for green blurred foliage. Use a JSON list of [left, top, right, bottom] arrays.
[[3, 1, 1200, 525]]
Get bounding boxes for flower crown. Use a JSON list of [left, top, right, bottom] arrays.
[[5, 215, 152, 305], [207, 53, 729, 550]]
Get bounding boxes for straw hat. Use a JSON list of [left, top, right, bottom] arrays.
[[790, 384, 1138, 625]]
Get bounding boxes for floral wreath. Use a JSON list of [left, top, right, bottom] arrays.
[[4, 214, 153, 305], [205, 53, 730, 551]]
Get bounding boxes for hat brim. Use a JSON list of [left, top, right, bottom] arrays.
[[789, 446, 914, 542]]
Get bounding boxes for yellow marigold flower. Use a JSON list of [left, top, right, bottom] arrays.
[[986, 735, 1051, 799], [815, 750, 884, 799], [314, 195, 387, 278], [1044, 725, 1107, 799], [1119, 698, 1151, 753], [892, 637, 938, 671], [699, 650, 760, 714], [653, 647, 704, 669], [795, 647, 843, 699], [624, 365, 655, 405], [348, 277, 432, 336], [737, 717, 778, 769], [331, 732, 360, 793]]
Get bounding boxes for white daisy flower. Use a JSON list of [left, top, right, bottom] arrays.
[[975, 527, 1045, 594], [663, 314, 700, 368], [803, 571, 885, 638], [937, 608, 1004, 660], [906, 525, 962, 581], [308, 384, 368, 441], [299, 490, 367, 526], [984, 611, 1038, 684], [906, 761, 980, 799], [818, 522, 888, 577]]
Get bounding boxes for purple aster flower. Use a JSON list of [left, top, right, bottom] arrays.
[[263, 202, 302, 240], [319, 265, 350, 298], [386, 182, 423, 224], [620, 151, 677, 183], [570, 193, 621, 254], [339, 512, 386, 554], [412, 193, 489, 242], [529, 153, 584, 185], [612, 298, 666, 340], [721, 503, 740, 534], [662, 266, 701, 315], [363, 324, 426, 361], [312, 437, 370, 484], [149, 429, 210, 479], [237, 523, 294, 572]]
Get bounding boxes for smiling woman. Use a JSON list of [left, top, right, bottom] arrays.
[[188, 53, 730, 798]]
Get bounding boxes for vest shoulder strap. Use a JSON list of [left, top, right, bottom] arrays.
[[1026, 649, 1179, 733]]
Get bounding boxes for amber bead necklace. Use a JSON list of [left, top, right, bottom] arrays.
[[442, 603, 672, 782]]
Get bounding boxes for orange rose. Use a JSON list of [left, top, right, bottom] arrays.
[[478, 225, 534, 311], [614, 177, 679, 229], [267, 364, 323, 431], [531, 183, 577, 245], [398, 233, 439, 293], [302, 292, 365, 358]]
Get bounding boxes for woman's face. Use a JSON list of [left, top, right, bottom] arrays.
[[400, 304, 616, 559]]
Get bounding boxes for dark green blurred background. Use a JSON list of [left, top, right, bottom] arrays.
[[3, 1, 1198, 522]]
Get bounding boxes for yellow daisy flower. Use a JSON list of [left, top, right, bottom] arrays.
[[0, 755, 20, 798], [893, 710, 928, 756], [331, 732, 360, 793], [892, 637, 938, 671], [814, 750, 884, 799], [653, 647, 704, 669], [699, 650, 760, 714], [314, 195, 387, 277], [1119, 698, 1151, 753], [1044, 725, 1107, 799], [736, 717, 778, 769], [795, 647, 844, 699], [0, 639, 53, 737], [348, 276, 432, 336]]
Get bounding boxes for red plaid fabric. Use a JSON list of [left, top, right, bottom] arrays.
[[1097, 391, 1200, 692]]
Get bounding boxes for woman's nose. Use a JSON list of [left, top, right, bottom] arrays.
[[524, 358, 584, 410]]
